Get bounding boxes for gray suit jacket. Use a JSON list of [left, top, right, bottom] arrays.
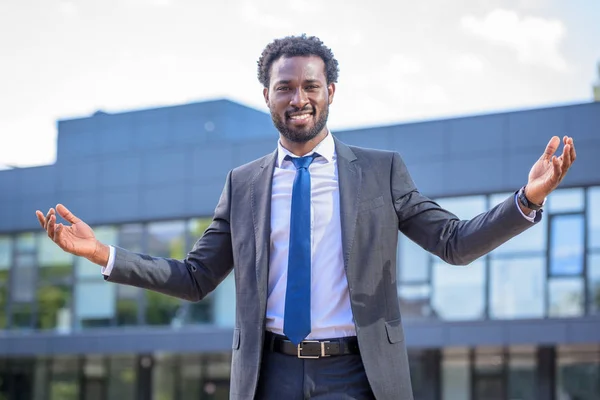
[[106, 137, 539, 399]]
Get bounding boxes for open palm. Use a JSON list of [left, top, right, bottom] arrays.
[[36, 204, 98, 258], [525, 136, 576, 204]]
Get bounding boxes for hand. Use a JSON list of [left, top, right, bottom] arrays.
[[35, 204, 109, 265], [525, 136, 576, 204]]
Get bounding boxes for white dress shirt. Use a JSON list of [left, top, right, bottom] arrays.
[[102, 133, 537, 339], [265, 132, 355, 339]]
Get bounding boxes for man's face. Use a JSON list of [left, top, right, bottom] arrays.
[[264, 55, 335, 143]]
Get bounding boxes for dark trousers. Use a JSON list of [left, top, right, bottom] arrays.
[[255, 348, 376, 399]]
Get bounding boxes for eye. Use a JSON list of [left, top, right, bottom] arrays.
[[306, 85, 319, 90], [276, 86, 289, 91]]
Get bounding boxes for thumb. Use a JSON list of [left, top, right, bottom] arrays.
[[56, 204, 81, 224]]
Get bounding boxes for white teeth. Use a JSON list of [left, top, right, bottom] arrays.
[[290, 114, 311, 120]]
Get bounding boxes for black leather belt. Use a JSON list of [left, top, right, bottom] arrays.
[[264, 331, 360, 359]]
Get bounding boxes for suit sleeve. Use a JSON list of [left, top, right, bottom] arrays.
[[391, 152, 541, 265], [105, 171, 234, 302]]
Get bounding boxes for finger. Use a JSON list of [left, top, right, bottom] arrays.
[[44, 208, 54, 230], [35, 210, 46, 229], [542, 136, 560, 160], [552, 155, 562, 182], [561, 143, 572, 167], [53, 223, 64, 244], [56, 204, 80, 224], [47, 214, 56, 239], [569, 137, 576, 162]]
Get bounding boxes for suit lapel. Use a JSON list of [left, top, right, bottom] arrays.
[[251, 148, 277, 321], [334, 137, 361, 273]]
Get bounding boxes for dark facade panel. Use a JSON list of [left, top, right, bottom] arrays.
[[446, 114, 507, 156]]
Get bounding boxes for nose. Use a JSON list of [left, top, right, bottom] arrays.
[[290, 88, 308, 109]]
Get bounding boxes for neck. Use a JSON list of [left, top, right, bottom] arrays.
[[280, 129, 329, 157]]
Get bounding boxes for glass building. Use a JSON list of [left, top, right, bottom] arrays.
[[0, 99, 599, 400]]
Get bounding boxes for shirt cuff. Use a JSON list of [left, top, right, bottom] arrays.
[[514, 193, 536, 222], [101, 246, 116, 276]]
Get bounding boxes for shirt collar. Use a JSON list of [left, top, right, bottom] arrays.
[[276, 132, 336, 167]]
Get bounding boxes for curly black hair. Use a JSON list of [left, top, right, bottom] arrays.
[[257, 34, 339, 88]]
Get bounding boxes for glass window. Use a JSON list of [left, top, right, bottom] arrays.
[[547, 188, 584, 213], [16, 233, 36, 253], [49, 356, 79, 400], [75, 281, 116, 328], [148, 221, 186, 259], [107, 355, 136, 399], [83, 356, 106, 400], [490, 257, 545, 319], [550, 215, 584, 276], [548, 277, 584, 317], [188, 218, 211, 240], [432, 260, 485, 320], [435, 195, 487, 220], [442, 349, 470, 400], [37, 284, 72, 331], [38, 232, 73, 282], [557, 345, 600, 400], [588, 253, 600, 314], [589, 187, 600, 249], [119, 224, 144, 252], [11, 253, 36, 303], [145, 291, 181, 326], [398, 234, 429, 283], [399, 284, 431, 319], [153, 354, 177, 400], [0, 235, 11, 270], [490, 193, 547, 255], [11, 303, 33, 329], [179, 355, 202, 400], [474, 348, 505, 400], [117, 285, 139, 326], [508, 347, 537, 400]]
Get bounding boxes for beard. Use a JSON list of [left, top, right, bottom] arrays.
[[271, 104, 329, 143]]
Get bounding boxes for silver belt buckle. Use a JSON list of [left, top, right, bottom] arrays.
[[297, 340, 330, 359]]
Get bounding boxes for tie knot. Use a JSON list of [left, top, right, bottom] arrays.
[[288, 154, 317, 170]]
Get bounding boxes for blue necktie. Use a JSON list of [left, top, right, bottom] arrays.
[[283, 154, 316, 345]]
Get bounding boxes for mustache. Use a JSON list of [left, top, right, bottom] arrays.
[[286, 106, 314, 117]]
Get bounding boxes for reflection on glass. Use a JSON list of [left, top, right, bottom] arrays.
[[588, 254, 600, 314], [153, 353, 176, 400], [117, 285, 139, 326], [0, 235, 11, 270], [474, 348, 505, 400], [38, 232, 73, 282], [509, 348, 537, 400], [547, 188, 584, 213], [188, 218, 211, 241], [588, 187, 600, 249], [435, 195, 487, 220], [490, 193, 547, 255], [148, 221, 186, 259], [398, 235, 429, 283], [442, 350, 470, 400], [399, 284, 431, 319], [146, 291, 180, 326], [490, 257, 545, 319], [107, 355, 136, 399], [75, 281, 115, 328], [180, 355, 202, 400], [16, 233, 36, 253], [49, 356, 79, 400], [550, 215, 584, 276], [37, 284, 72, 331], [119, 223, 144, 252], [11, 302, 33, 329], [432, 260, 485, 320], [12, 253, 36, 303], [0, 285, 6, 328], [556, 346, 600, 400], [548, 278, 584, 317], [83, 356, 106, 400]]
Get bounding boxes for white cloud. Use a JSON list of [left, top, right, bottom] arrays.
[[461, 9, 567, 71], [239, 0, 294, 30], [452, 53, 485, 73], [387, 54, 422, 75], [58, 1, 78, 17]]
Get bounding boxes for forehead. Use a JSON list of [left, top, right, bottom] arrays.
[[270, 55, 326, 83]]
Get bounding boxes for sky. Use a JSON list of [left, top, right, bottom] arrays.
[[1, 0, 599, 168]]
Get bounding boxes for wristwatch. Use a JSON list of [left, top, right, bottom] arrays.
[[518, 186, 545, 211]]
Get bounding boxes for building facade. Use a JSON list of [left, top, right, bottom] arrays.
[[0, 99, 599, 400]]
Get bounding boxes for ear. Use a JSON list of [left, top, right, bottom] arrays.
[[327, 83, 336, 105], [263, 87, 270, 106]]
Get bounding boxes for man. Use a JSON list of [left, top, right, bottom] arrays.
[[36, 34, 576, 399]]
